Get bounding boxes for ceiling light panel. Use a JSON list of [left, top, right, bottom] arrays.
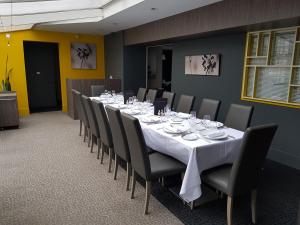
[[0, 9, 103, 26], [0, 0, 112, 16]]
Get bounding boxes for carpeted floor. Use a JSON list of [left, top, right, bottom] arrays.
[[0, 112, 183, 225], [1, 111, 299, 225]]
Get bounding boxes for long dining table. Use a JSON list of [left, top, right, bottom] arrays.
[[91, 94, 244, 204]]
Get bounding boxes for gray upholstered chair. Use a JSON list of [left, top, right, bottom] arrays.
[[201, 124, 278, 225], [162, 91, 175, 109], [91, 85, 105, 97], [91, 100, 114, 172], [197, 98, 221, 121], [121, 113, 186, 214], [146, 89, 158, 103], [297, 202, 300, 225], [80, 95, 92, 146], [81, 96, 100, 154], [224, 104, 254, 131], [176, 94, 195, 113], [72, 89, 83, 136], [74, 93, 90, 144], [106, 105, 132, 190], [137, 87, 147, 102]]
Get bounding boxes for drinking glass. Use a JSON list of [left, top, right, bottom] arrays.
[[104, 89, 108, 95], [190, 111, 196, 120], [165, 105, 171, 117], [112, 90, 115, 96], [203, 115, 211, 128]]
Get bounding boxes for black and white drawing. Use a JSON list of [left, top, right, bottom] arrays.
[[71, 42, 97, 69], [185, 54, 220, 76]]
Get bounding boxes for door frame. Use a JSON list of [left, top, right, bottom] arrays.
[[145, 43, 173, 89]]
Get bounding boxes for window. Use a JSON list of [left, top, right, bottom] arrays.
[[241, 26, 300, 108]]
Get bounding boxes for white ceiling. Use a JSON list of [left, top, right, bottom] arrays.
[[0, 0, 222, 34]]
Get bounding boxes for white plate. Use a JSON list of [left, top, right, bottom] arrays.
[[140, 116, 160, 124], [163, 124, 188, 134], [204, 133, 228, 140], [176, 113, 190, 119], [123, 110, 140, 115], [182, 133, 199, 141], [195, 124, 206, 131], [171, 117, 183, 123]]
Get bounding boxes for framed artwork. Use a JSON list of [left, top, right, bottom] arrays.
[[185, 54, 220, 76], [71, 42, 97, 69]]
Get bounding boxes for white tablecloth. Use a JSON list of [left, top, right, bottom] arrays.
[[91, 96, 244, 202]]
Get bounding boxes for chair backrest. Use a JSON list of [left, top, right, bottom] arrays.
[[78, 95, 90, 128], [225, 104, 254, 131], [228, 124, 278, 197], [176, 94, 195, 113], [81, 95, 100, 138], [106, 106, 131, 162], [162, 91, 175, 109], [91, 85, 105, 97], [137, 88, 147, 102], [72, 89, 82, 120], [146, 89, 158, 103], [197, 98, 221, 121], [121, 113, 151, 180], [91, 100, 113, 147]]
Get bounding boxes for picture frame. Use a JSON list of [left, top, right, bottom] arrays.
[[185, 54, 220, 76]]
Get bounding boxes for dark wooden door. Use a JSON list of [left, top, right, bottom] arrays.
[[24, 41, 61, 112]]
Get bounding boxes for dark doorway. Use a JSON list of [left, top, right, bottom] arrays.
[[162, 49, 172, 92], [24, 41, 62, 113], [146, 46, 172, 92]]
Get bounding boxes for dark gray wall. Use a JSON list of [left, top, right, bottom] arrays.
[[104, 32, 124, 80], [123, 45, 146, 93], [171, 32, 300, 170]]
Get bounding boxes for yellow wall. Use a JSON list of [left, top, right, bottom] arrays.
[[0, 30, 105, 116]]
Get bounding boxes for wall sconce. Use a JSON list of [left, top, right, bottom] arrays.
[[5, 33, 11, 47]]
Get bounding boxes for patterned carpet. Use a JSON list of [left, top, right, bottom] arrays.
[[0, 112, 182, 225], [1, 111, 299, 225]]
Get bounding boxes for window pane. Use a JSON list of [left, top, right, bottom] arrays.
[[255, 68, 290, 101]]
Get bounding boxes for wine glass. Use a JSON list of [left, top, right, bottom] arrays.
[[104, 89, 108, 95]]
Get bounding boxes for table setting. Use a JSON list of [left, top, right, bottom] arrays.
[[91, 93, 244, 203]]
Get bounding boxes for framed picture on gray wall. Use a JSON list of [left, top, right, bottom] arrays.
[[71, 42, 97, 69], [185, 54, 220, 76]]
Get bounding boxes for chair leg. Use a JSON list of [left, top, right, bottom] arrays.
[[108, 148, 113, 173], [79, 120, 82, 136], [126, 163, 131, 191], [83, 126, 86, 142], [100, 143, 104, 164], [131, 170, 136, 199], [113, 154, 118, 180], [190, 201, 194, 210], [88, 129, 91, 147], [144, 181, 152, 215], [251, 189, 257, 224], [227, 196, 233, 225], [90, 136, 94, 153], [97, 138, 101, 159]]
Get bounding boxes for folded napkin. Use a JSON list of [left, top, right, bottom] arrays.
[[165, 125, 181, 133], [206, 131, 225, 138]]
